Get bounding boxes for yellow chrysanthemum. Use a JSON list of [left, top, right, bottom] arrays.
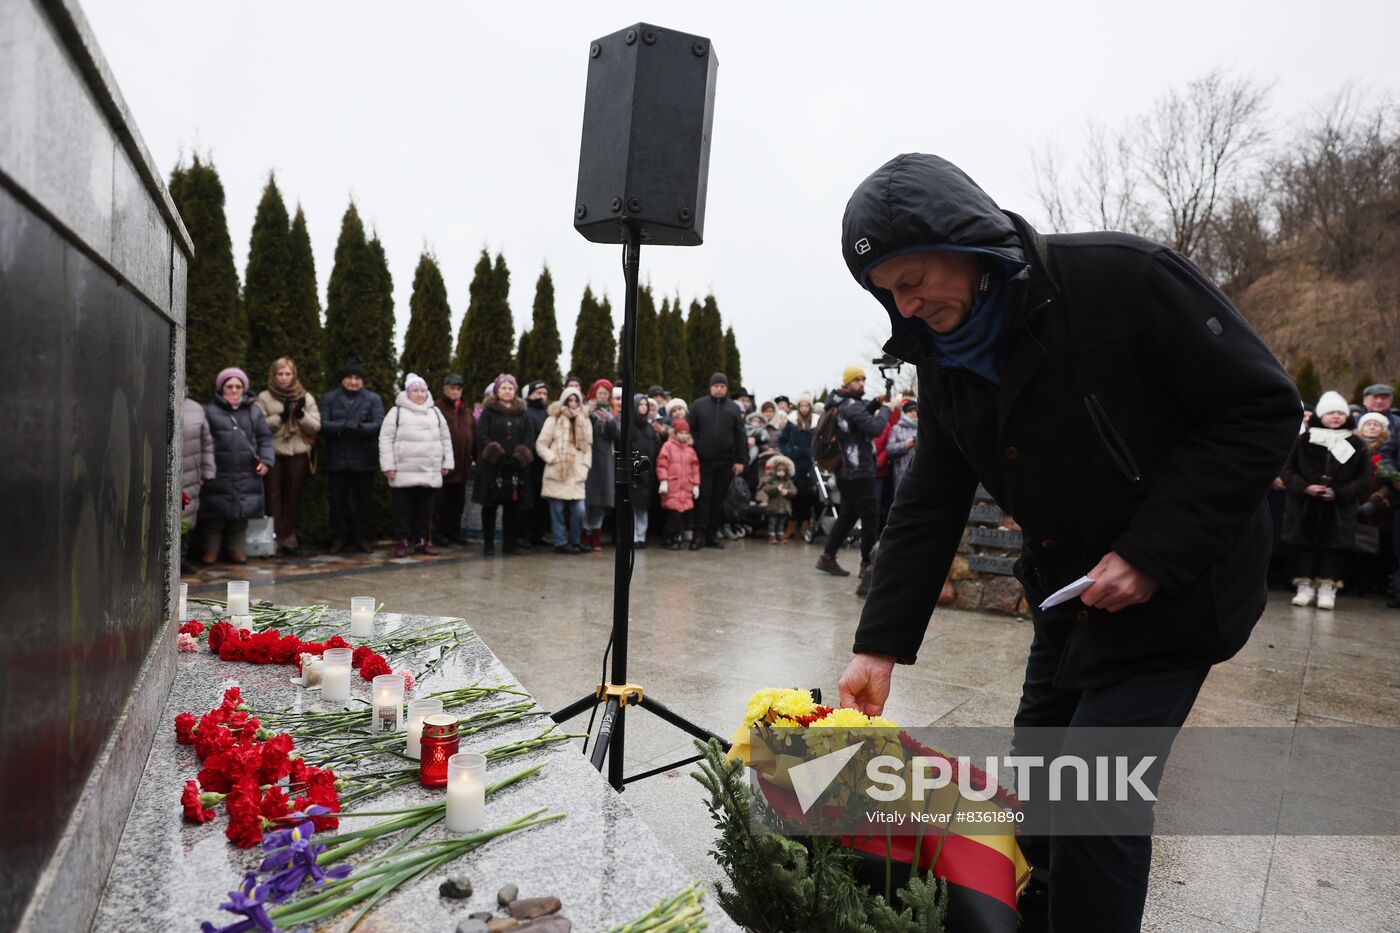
[[743, 688, 788, 726], [869, 715, 899, 729], [809, 707, 873, 729], [771, 690, 818, 721]]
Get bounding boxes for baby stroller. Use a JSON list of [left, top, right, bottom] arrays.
[[720, 474, 766, 539], [804, 467, 844, 544]]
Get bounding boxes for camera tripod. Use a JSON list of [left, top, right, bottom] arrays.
[[550, 225, 731, 791]]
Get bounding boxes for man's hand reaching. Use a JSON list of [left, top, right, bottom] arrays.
[[838, 652, 897, 717]]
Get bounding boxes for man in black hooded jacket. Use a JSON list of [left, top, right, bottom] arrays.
[[834, 154, 1299, 931]]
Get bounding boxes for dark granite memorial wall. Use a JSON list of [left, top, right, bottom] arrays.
[[0, 186, 174, 929], [0, 1, 192, 928]]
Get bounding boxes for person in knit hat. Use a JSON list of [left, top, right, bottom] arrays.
[[687, 373, 747, 549], [1280, 391, 1370, 609], [199, 367, 275, 563], [473, 373, 535, 555], [655, 416, 702, 548], [320, 359, 386, 552], [433, 374, 475, 546], [581, 379, 620, 551], [817, 364, 892, 580], [379, 373, 454, 557]]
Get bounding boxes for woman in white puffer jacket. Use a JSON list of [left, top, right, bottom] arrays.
[[379, 373, 454, 557]]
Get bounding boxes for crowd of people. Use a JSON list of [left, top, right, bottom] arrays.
[[179, 354, 1400, 612], [180, 357, 920, 593]]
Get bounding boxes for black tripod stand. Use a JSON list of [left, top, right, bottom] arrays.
[[551, 224, 731, 791]]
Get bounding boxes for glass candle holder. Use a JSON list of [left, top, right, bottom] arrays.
[[226, 580, 250, 617], [321, 647, 353, 703], [446, 753, 486, 833], [371, 674, 404, 734], [419, 715, 459, 787], [405, 698, 444, 760], [349, 597, 376, 639], [178, 583, 189, 621], [230, 615, 254, 633]]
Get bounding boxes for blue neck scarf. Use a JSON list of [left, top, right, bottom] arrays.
[[924, 262, 1008, 386]]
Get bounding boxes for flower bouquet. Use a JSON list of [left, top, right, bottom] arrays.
[[713, 688, 1029, 933]]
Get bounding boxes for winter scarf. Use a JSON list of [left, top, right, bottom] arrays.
[[1308, 426, 1357, 465], [920, 252, 1017, 386]]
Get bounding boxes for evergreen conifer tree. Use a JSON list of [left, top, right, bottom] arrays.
[[326, 203, 394, 397], [400, 252, 452, 390], [628, 284, 663, 392], [453, 250, 515, 394], [285, 207, 325, 393], [244, 174, 293, 388], [367, 235, 398, 394], [515, 266, 563, 390], [1293, 357, 1322, 409], [723, 326, 742, 393], [686, 295, 725, 398], [168, 157, 244, 398], [570, 286, 618, 385], [658, 297, 692, 401]]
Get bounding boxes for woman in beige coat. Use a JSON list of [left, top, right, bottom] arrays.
[[535, 386, 592, 554], [255, 357, 321, 556]]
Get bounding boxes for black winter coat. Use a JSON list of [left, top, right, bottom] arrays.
[[827, 389, 891, 480], [688, 394, 746, 466], [1279, 431, 1370, 549], [779, 417, 816, 493], [845, 154, 1301, 689], [472, 394, 537, 507], [629, 400, 661, 511], [200, 396, 275, 522], [320, 388, 386, 473]]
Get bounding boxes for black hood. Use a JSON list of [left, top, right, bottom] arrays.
[[842, 154, 1027, 362]]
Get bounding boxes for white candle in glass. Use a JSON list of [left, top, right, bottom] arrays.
[[231, 615, 254, 633], [445, 753, 486, 833], [226, 580, 250, 616], [404, 698, 443, 759], [300, 654, 323, 688], [178, 583, 188, 620], [321, 647, 353, 703], [350, 597, 376, 638], [371, 674, 404, 734]]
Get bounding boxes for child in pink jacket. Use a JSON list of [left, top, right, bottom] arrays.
[[655, 417, 702, 550]]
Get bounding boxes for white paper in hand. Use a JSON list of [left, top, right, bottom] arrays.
[[1039, 575, 1096, 610]]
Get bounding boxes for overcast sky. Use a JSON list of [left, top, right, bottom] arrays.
[[84, 0, 1399, 401]]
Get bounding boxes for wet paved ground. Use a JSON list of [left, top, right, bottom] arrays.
[[194, 540, 1400, 932]]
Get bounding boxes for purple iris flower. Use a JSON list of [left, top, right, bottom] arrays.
[[199, 873, 280, 933], [258, 820, 351, 905], [259, 805, 328, 855]]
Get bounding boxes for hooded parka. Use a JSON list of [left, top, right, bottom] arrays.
[[182, 397, 216, 518], [200, 394, 276, 521], [535, 387, 592, 501], [379, 391, 454, 488], [845, 153, 1301, 689]]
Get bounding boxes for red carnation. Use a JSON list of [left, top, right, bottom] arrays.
[[178, 620, 205, 637], [351, 646, 373, 669], [221, 686, 244, 712], [359, 653, 392, 681], [180, 780, 216, 824], [257, 733, 295, 784], [258, 786, 291, 822], [324, 635, 350, 650], [267, 634, 302, 665], [193, 721, 235, 762], [299, 641, 325, 658], [174, 712, 198, 745], [293, 781, 340, 831], [224, 777, 266, 848]]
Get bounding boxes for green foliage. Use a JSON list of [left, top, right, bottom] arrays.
[[723, 325, 742, 393], [169, 157, 244, 398], [325, 204, 395, 398], [658, 297, 692, 401], [285, 207, 326, 394], [244, 175, 293, 391], [690, 739, 947, 933], [686, 296, 725, 399], [632, 284, 665, 392], [1352, 368, 1376, 408], [454, 250, 516, 397], [1294, 356, 1322, 409], [515, 266, 563, 391], [400, 253, 453, 390], [570, 286, 618, 385]]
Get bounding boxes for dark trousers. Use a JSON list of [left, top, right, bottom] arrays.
[[391, 486, 435, 542], [693, 461, 734, 539], [1296, 546, 1346, 581], [1390, 526, 1400, 600], [824, 475, 878, 562], [663, 508, 693, 540], [528, 461, 550, 543], [481, 502, 521, 549], [265, 453, 309, 548], [434, 482, 467, 541], [328, 470, 373, 541], [875, 473, 895, 536], [1013, 617, 1208, 933]]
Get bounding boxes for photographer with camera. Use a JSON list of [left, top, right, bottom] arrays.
[[814, 364, 891, 582]]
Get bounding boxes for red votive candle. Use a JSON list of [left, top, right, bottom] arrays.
[[419, 714, 459, 787]]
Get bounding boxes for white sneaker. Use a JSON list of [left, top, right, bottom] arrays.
[[1316, 580, 1337, 611], [1291, 579, 1315, 607]]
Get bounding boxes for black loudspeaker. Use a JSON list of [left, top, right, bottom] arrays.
[[574, 23, 717, 247]]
